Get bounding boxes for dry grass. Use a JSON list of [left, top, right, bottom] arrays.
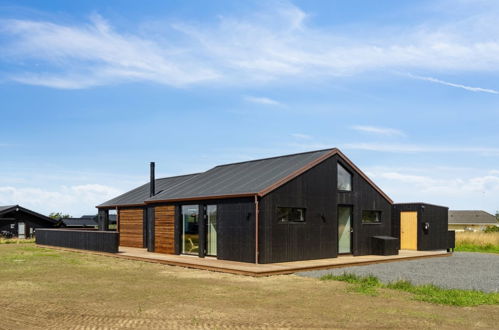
[[455, 232, 499, 253], [0, 237, 36, 244], [0, 244, 498, 329], [456, 232, 499, 246]]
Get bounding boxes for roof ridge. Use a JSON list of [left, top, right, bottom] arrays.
[[156, 172, 202, 181], [213, 148, 335, 168]]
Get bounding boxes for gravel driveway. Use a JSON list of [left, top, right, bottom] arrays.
[[297, 252, 499, 293]]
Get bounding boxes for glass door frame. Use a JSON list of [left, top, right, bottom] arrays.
[[205, 205, 217, 257], [337, 205, 353, 254], [181, 205, 200, 255]]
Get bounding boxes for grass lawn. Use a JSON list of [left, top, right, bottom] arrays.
[[1, 244, 498, 328], [321, 273, 499, 306], [455, 232, 499, 254]]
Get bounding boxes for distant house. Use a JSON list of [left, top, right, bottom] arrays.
[[60, 217, 98, 228], [60, 214, 116, 229], [448, 210, 498, 231], [0, 205, 57, 238]]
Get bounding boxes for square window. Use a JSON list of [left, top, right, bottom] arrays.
[[278, 207, 306, 223], [362, 210, 382, 223]]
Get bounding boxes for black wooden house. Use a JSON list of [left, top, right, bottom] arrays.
[[0, 205, 57, 238], [95, 148, 452, 264]]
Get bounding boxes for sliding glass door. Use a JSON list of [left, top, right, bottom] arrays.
[[181, 205, 199, 255], [206, 205, 217, 256], [181, 204, 217, 257]]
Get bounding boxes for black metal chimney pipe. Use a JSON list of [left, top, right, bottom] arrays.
[[150, 162, 155, 197]]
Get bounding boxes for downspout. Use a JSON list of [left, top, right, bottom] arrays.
[[116, 206, 119, 232], [254, 194, 259, 264]]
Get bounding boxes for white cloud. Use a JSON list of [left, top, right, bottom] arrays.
[[244, 96, 282, 106], [2, 2, 499, 88], [0, 184, 122, 216], [351, 125, 405, 136], [407, 74, 499, 94], [367, 167, 499, 213]]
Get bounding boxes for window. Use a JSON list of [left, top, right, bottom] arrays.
[[337, 163, 352, 191], [278, 207, 306, 223], [362, 210, 382, 224]]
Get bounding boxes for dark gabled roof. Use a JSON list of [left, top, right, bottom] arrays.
[[97, 173, 200, 208], [0, 205, 17, 213], [448, 210, 498, 225], [60, 218, 98, 227], [98, 148, 393, 208], [0, 205, 57, 223]]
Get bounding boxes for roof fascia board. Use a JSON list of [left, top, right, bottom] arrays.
[[97, 203, 147, 209], [144, 193, 256, 204]]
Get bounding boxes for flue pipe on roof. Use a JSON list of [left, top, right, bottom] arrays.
[[150, 162, 156, 197]]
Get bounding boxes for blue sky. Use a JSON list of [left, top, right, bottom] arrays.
[[1, 0, 499, 216]]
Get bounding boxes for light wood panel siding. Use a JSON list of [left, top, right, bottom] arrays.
[[119, 209, 144, 248], [155, 205, 175, 254]]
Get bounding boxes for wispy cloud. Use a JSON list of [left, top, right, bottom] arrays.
[[344, 142, 499, 156], [351, 125, 405, 136], [2, 2, 499, 88], [0, 14, 219, 89], [291, 133, 312, 140], [408, 74, 499, 94], [244, 96, 282, 106]]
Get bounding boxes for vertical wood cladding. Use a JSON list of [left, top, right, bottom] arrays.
[[392, 203, 449, 251], [118, 208, 144, 248], [154, 205, 175, 254], [259, 154, 393, 263], [216, 198, 255, 263], [335, 156, 393, 257], [259, 156, 337, 263]]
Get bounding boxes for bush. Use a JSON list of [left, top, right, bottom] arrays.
[[484, 226, 499, 233]]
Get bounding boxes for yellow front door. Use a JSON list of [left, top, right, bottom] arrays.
[[400, 211, 417, 250]]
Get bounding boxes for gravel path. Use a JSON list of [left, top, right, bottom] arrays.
[[297, 252, 499, 293]]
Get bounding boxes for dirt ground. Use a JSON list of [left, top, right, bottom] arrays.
[[0, 244, 497, 329]]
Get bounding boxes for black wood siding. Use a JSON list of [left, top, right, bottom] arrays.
[[216, 198, 255, 263], [392, 203, 449, 250], [36, 228, 119, 253], [259, 155, 392, 263]]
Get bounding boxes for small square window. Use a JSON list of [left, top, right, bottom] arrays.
[[362, 210, 382, 223], [278, 207, 306, 223]]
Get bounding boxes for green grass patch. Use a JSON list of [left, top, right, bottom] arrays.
[[454, 243, 499, 254], [321, 273, 381, 295], [321, 273, 499, 306]]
